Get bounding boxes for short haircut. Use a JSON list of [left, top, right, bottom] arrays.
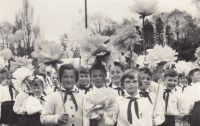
[[164, 69, 178, 79], [138, 67, 152, 77], [109, 62, 125, 72], [79, 66, 89, 74], [188, 68, 200, 78], [58, 64, 79, 83], [32, 78, 44, 89], [178, 73, 186, 78], [89, 63, 107, 77], [121, 69, 142, 88]]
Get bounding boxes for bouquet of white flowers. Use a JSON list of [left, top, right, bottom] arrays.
[[83, 88, 118, 126]]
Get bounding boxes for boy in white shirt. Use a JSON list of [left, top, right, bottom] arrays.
[[160, 69, 185, 126], [138, 67, 165, 125], [26, 78, 46, 126]]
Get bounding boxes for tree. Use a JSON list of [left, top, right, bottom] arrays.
[[0, 22, 13, 48], [13, 0, 39, 57], [155, 17, 164, 46], [144, 19, 155, 49], [88, 12, 118, 36], [60, 33, 67, 51], [165, 25, 174, 46]]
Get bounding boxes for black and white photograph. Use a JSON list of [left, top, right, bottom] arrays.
[[0, 0, 200, 126]]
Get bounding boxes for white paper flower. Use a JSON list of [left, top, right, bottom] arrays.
[[66, 27, 91, 51], [84, 88, 118, 125], [79, 34, 115, 67], [109, 23, 141, 54], [146, 44, 178, 65], [59, 58, 80, 69], [129, 0, 158, 17], [10, 56, 33, 69], [175, 61, 194, 75], [37, 41, 66, 66], [12, 67, 34, 90]]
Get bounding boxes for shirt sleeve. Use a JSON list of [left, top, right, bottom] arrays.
[[13, 93, 24, 114], [177, 92, 186, 116], [154, 101, 165, 125], [40, 96, 60, 125], [83, 98, 90, 126], [26, 96, 43, 115]]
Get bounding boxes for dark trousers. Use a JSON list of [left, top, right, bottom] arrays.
[[159, 115, 175, 126], [18, 113, 30, 126], [191, 101, 200, 126]]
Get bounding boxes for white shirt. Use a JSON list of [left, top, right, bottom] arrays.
[[138, 89, 165, 125], [109, 83, 125, 96], [26, 94, 46, 115], [161, 87, 185, 116], [117, 92, 154, 126], [78, 84, 93, 95], [13, 91, 32, 115], [41, 86, 83, 126]]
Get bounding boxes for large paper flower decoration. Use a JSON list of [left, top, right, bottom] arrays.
[[146, 44, 178, 66], [12, 67, 34, 90], [175, 61, 194, 75], [79, 34, 115, 68], [129, 0, 158, 17], [59, 58, 80, 69], [37, 41, 66, 67], [109, 23, 142, 54], [66, 27, 91, 51], [10, 56, 33, 69]]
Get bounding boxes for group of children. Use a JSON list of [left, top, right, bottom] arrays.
[[0, 61, 199, 126]]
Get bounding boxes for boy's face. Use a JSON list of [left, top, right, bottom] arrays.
[[61, 69, 76, 90], [51, 74, 59, 87], [140, 73, 152, 91], [191, 71, 200, 83], [79, 73, 90, 86], [109, 66, 123, 85], [32, 84, 43, 96], [164, 76, 178, 90], [91, 69, 104, 88], [179, 77, 187, 86], [124, 77, 139, 95]]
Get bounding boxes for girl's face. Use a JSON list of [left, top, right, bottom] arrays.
[[140, 73, 151, 91], [124, 74, 139, 95], [91, 69, 104, 88], [61, 69, 76, 90], [79, 74, 90, 86], [179, 76, 187, 85], [51, 74, 59, 87], [32, 85, 43, 96], [110, 66, 123, 86]]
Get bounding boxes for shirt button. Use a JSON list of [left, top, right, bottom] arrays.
[[72, 115, 74, 118], [72, 124, 75, 126], [70, 106, 73, 109], [69, 98, 72, 101]]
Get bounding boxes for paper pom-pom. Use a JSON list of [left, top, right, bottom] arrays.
[[10, 56, 33, 69], [12, 67, 34, 90], [79, 34, 115, 67], [109, 23, 141, 54], [37, 41, 66, 66], [175, 61, 194, 75], [66, 27, 91, 51], [146, 44, 178, 65], [129, 0, 158, 17]]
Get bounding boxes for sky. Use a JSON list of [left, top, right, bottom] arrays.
[[0, 0, 198, 42]]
